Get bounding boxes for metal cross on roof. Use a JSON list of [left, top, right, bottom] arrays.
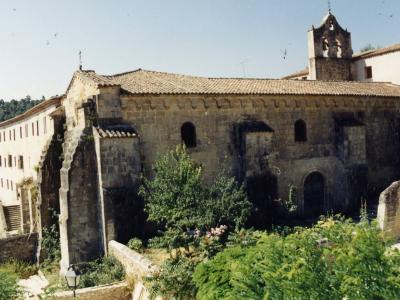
[[79, 50, 82, 70]]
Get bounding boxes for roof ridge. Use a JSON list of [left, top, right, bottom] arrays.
[[95, 68, 398, 85], [108, 68, 143, 77]]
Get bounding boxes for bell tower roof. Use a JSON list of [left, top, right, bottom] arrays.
[[309, 13, 353, 60], [307, 12, 353, 80]]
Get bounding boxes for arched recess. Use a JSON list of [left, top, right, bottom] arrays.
[[181, 122, 197, 148], [303, 171, 325, 218], [294, 119, 307, 142]]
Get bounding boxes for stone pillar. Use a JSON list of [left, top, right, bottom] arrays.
[[377, 181, 400, 239], [0, 201, 7, 238]]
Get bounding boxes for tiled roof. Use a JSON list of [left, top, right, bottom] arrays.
[[94, 125, 137, 138], [77, 69, 400, 98], [281, 68, 309, 79], [352, 44, 400, 60]]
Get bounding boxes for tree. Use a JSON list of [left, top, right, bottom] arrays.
[[360, 44, 381, 53], [0, 96, 44, 122], [140, 145, 251, 250], [194, 216, 400, 300]]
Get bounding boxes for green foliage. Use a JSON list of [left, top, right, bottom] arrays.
[[41, 209, 61, 266], [77, 256, 125, 288], [0, 270, 20, 300], [146, 254, 198, 300], [226, 228, 259, 248], [140, 145, 251, 250], [0, 96, 44, 122], [194, 216, 400, 300], [141, 146, 252, 299], [0, 259, 38, 279], [127, 238, 144, 252]]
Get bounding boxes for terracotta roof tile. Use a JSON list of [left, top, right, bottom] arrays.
[[83, 69, 400, 98], [94, 125, 137, 138]]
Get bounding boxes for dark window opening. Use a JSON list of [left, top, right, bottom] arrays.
[[295, 119, 307, 142], [365, 66, 372, 79], [304, 172, 325, 218], [181, 122, 197, 148]]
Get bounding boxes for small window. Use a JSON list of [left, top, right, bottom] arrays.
[[365, 66, 372, 79], [18, 156, 24, 170], [181, 122, 197, 148], [295, 119, 307, 142]]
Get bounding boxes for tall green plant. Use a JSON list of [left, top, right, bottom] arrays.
[[140, 145, 251, 249], [194, 216, 400, 300]]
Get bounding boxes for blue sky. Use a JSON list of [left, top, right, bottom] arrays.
[[0, 0, 399, 100]]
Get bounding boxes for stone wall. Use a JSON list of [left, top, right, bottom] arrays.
[[0, 233, 38, 263], [377, 181, 400, 239], [108, 240, 162, 300], [50, 282, 130, 300], [108, 240, 158, 280], [120, 93, 400, 216], [313, 58, 351, 81]]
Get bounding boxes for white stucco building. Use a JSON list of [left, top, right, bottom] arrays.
[[351, 44, 400, 84], [0, 96, 62, 234]]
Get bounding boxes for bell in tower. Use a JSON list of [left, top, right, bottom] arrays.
[[308, 12, 353, 81]]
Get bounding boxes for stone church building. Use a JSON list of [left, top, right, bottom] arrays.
[[1, 12, 400, 271]]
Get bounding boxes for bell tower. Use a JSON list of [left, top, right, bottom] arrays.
[[308, 12, 353, 80]]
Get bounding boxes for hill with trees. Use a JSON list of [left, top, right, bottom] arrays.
[[0, 96, 44, 122]]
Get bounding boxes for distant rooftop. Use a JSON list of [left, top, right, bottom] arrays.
[[352, 44, 400, 60]]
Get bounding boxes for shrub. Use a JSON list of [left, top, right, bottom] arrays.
[[77, 256, 125, 288], [194, 216, 400, 300], [146, 254, 198, 300], [41, 208, 61, 266], [140, 145, 251, 250], [127, 238, 144, 252], [0, 270, 20, 300]]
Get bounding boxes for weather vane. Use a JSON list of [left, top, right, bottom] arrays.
[[79, 50, 82, 70], [328, 0, 332, 13]]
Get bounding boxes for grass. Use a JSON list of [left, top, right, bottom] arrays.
[[142, 248, 169, 266], [0, 259, 38, 279]]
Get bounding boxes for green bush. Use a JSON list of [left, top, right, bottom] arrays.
[[140, 145, 251, 250], [0, 270, 20, 300], [41, 208, 61, 266], [193, 216, 400, 300], [77, 256, 125, 288], [146, 254, 198, 300], [127, 238, 144, 252]]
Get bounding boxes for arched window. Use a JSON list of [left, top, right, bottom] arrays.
[[295, 119, 307, 142], [181, 122, 197, 148]]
